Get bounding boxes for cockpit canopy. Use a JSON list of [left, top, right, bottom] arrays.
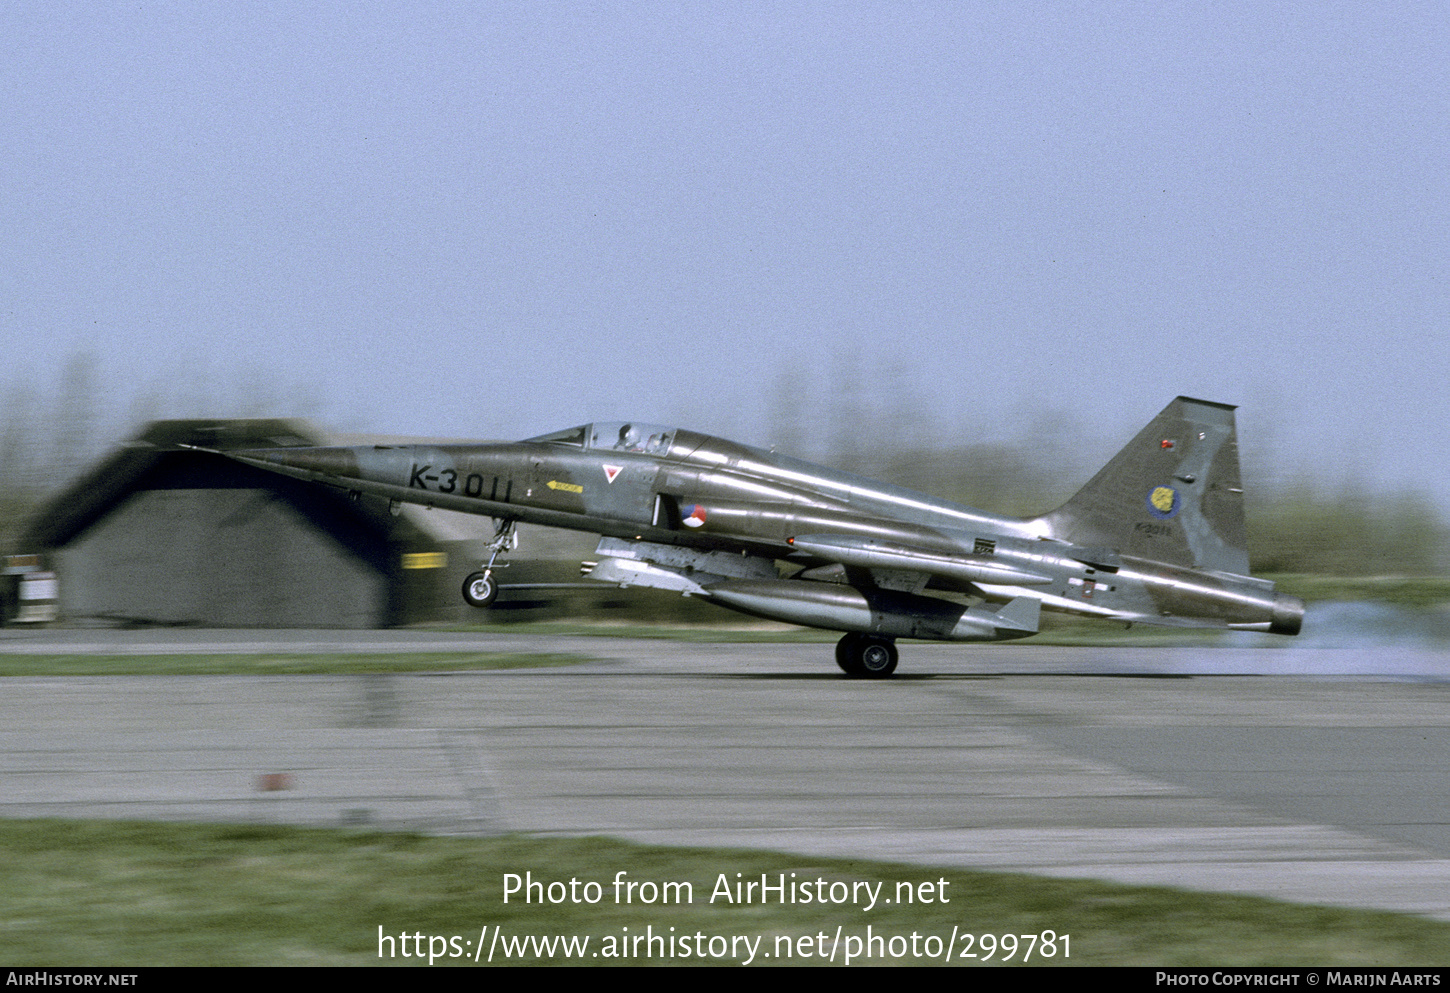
[[527, 422, 677, 455]]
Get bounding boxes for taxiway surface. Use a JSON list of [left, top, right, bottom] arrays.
[[2, 628, 1449, 920]]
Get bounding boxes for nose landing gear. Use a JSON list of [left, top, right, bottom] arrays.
[[461, 520, 518, 609]]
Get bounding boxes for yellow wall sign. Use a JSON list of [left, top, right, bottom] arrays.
[[402, 552, 448, 570]]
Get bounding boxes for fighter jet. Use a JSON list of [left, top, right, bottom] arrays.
[[198, 397, 1303, 677]]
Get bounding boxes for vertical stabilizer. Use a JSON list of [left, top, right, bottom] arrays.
[[1035, 397, 1251, 576]]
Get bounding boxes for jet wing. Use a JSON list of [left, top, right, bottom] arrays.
[[583, 537, 779, 595], [786, 533, 1054, 587]]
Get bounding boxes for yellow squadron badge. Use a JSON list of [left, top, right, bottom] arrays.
[[1147, 485, 1180, 519]]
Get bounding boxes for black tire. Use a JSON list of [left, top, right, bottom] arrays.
[[462, 571, 498, 608], [837, 633, 897, 678]]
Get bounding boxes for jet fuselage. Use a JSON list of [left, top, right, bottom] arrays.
[[221, 406, 1304, 656]]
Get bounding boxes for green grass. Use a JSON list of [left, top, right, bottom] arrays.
[[0, 652, 587, 677], [2, 820, 1447, 966], [1267, 575, 1450, 609]]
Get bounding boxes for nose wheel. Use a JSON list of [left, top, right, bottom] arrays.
[[462, 571, 498, 608], [836, 633, 898, 678], [461, 519, 517, 609]]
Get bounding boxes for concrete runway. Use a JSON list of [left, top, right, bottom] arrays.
[[3, 627, 1450, 920]]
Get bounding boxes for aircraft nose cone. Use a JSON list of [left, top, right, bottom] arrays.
[[233, 446, 363, 480]]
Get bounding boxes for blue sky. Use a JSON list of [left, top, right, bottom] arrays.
[[2, 3, 1446, 505]]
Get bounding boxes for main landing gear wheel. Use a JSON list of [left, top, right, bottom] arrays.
[[835, 633, 898, 679], [462, 571, 498, 608]]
